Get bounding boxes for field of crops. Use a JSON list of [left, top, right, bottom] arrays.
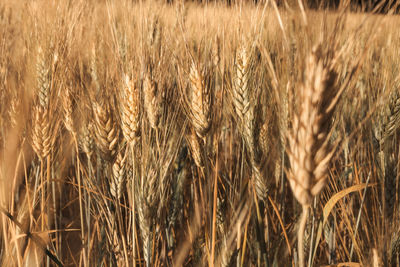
[[1, 0, 400, 266]]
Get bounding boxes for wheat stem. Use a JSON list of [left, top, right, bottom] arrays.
[[298, 205, 309, 267]]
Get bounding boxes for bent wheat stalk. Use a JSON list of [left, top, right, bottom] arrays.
[[287, 44, 339, 267]]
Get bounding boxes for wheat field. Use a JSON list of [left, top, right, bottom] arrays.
[[0, 0, 400, 266]]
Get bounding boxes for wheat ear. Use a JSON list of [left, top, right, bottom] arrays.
[[31, 47, 55, 160], [62, 86, 75, 135], [92, 98, 120, 162], [78, 120, 95, 159], [143, 73, 160, 130], [111, 145, 128, 199], [189, 61, 212, 138], [382, 93, 400, 142], [119, 74, 141, 261], [380, 93, 400, 219], [120, 75, 141, 143], [287, 44, 339, 267], [232, 44, 267, 200]]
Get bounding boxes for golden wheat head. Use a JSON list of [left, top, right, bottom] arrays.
[[287, 44, 338, 207]]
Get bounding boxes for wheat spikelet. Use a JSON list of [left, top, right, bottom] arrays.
[[189, 61, 211, 138], [120, 75, 140, 143], [143, 73, 160, 130], [93, 99, 120, 161], [111, 146, 128, 199]]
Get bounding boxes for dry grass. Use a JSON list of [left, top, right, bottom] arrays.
[[1, 0, 400, 266]]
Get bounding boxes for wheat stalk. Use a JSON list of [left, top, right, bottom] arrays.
[[287, 44, 339, 267]]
